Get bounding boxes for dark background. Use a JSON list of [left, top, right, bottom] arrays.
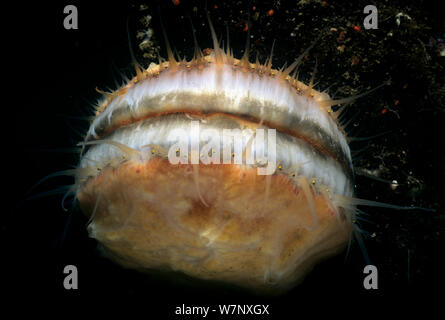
[[10, 0, 444, 316]]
